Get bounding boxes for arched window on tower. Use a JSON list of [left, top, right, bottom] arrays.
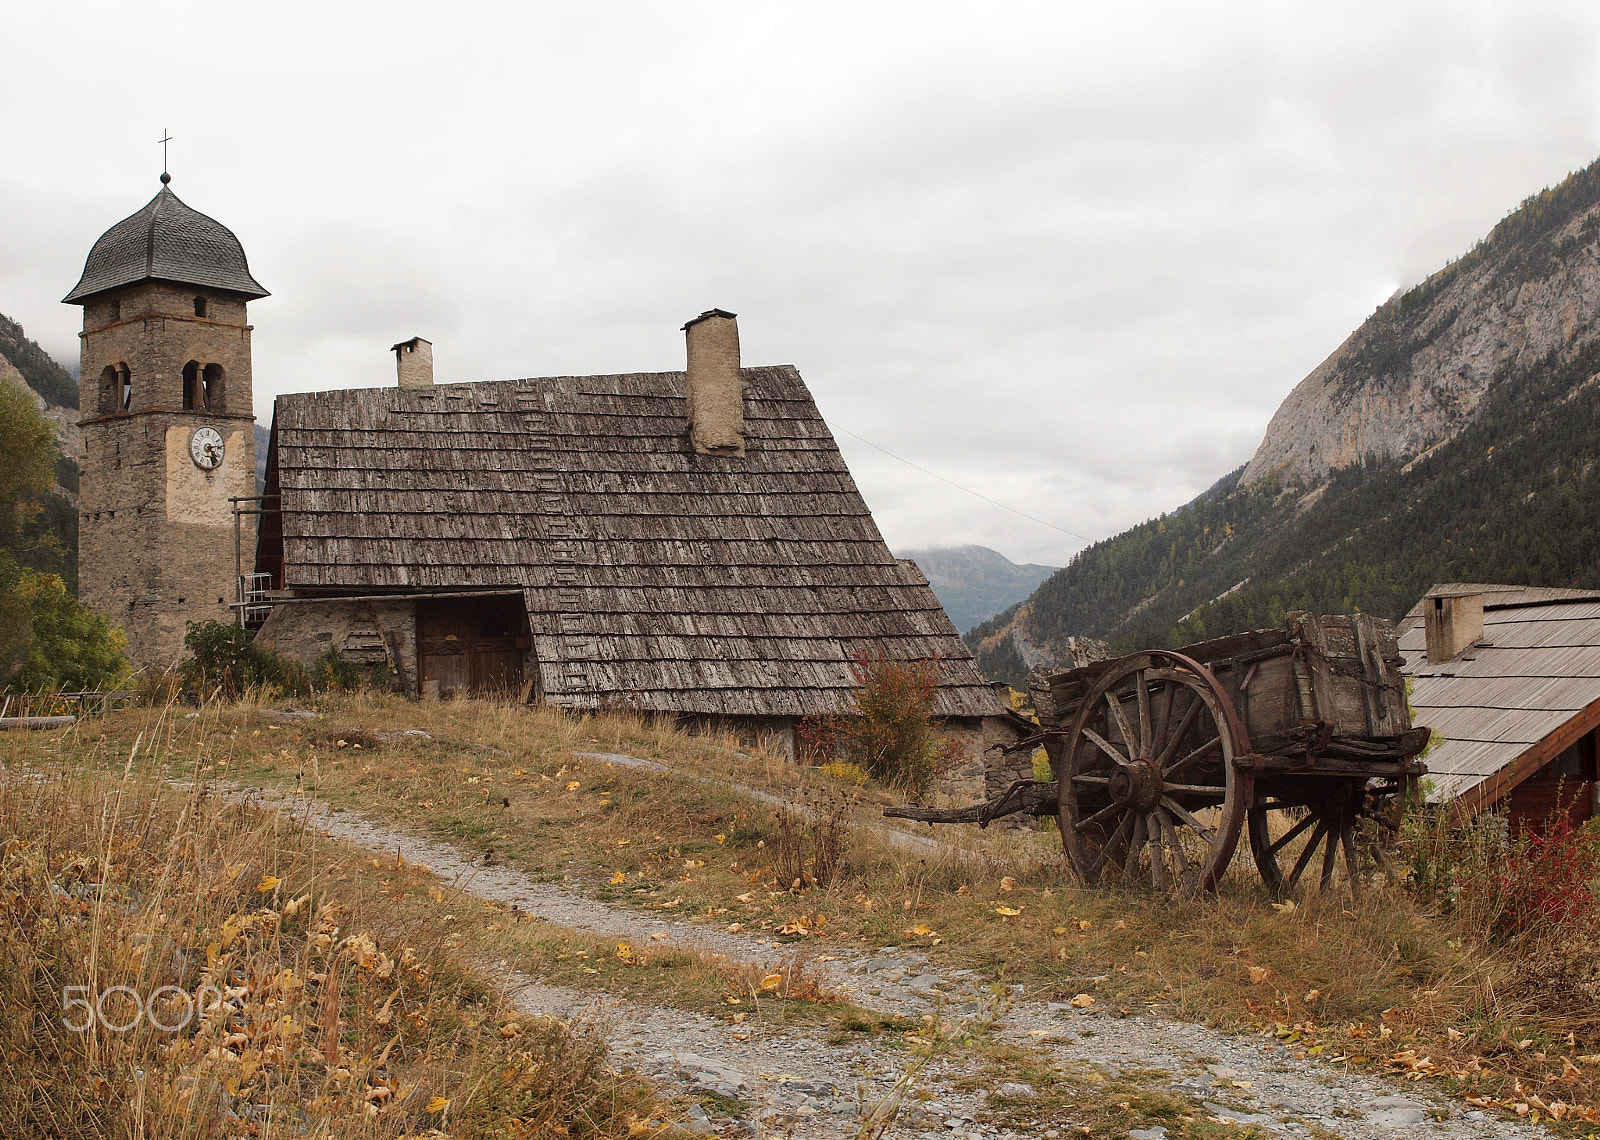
[[202, 364, 224, 412], [193, 295, 207, 318], [182, 361, 202, 410], [98, 363, 132, 413]]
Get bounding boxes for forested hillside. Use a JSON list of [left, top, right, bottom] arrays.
[[0, 315, 78, 592], [968, 156, 1600, 685], [0, 313, 77, 409]]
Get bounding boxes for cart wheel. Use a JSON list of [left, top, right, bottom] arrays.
[[1058, 651, 1251, 893], [1248, 781, 1391, 895]]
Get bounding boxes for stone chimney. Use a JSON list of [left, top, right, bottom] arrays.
[[683, 309, 743, 456], [392, 337, 434, 388], [1424, 590, 1484, 664]]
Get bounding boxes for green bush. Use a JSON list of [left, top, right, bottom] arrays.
[[312, 645, 394, 693], [180, 620, 309, 698], [5, 569, 128, 693], [0, 554, 128, 694]]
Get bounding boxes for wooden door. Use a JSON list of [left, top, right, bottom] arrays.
[[417, 596, 529, 698]]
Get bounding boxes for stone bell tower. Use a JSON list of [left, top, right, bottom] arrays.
[[63, 174, 268, 672]]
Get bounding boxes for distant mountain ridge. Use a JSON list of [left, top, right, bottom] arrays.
[[898, 544, 1057, 634], [966, 155, 1600, 685]]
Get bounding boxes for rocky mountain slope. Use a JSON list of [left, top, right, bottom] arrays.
[[967, 155, 1600, 684], [1244, 169, 1600, 487], [897, 544, 1057, 634]]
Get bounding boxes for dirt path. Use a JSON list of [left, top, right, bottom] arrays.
[[233, 781, 1540, 1140]]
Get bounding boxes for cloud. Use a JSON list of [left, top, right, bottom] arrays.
[[4, 0, 1598, 570]]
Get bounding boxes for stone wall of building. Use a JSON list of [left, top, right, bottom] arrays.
[[255, 599, 419, 693]]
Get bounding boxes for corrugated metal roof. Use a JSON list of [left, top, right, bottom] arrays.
[[264, 366, 1005, 721], [1399, 587, 1600, 802]]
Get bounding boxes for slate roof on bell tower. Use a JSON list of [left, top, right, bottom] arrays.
[[63, 178, 269, 304]]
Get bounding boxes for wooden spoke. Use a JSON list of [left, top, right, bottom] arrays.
[[1318, 824, 1339, 891], [1266, 812, 1319, 858], [1147, 813, 1166, 892], [1104, 692, 1139, 756], [1081, 727, 1128, 767], [1286, 819, 1329, 889], [1122, 814, 1149, 884], [1070, 774, 1111, 786], [1152, 681, 1175, 757], [1340, 822, 1361, 899], [1165, 734, 1221, 777], [1087, 811, 1136, 879], [1074, 800, 1122, 835], [1135, 670, 1153, 756], [1163, 783, 1227, 796], [1154, 696, 1201, 769], [1160, 796, 1218, 846], [1156, 808, 1190, 879]]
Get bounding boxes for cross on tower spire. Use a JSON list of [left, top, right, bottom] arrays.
[[158, 130, 174, 185]]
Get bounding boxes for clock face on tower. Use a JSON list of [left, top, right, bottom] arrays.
[[189, 426, 225, 470]]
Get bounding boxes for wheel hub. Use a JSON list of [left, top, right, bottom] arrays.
[[1108, 759, 1163, 811]]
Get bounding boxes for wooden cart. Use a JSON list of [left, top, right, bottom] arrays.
[[886, 612, 1430, 894]]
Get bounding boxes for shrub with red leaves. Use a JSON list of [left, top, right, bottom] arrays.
[[1489, 814, 1600, 940], [798, 650, 963, 795]]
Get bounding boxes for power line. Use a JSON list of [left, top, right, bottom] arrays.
[[823, 419, 1097, 544]]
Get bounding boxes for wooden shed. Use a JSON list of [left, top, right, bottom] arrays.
[[1399, 583, 1600, 829], [250, 312, 1007, 758]]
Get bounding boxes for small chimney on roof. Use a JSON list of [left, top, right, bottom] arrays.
[[1424, 590, 1484, 664], [683, 309, 743, 456], [392, 337, 434, 388]]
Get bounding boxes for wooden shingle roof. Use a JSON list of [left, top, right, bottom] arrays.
[[1399, 587, 1600, 805], [264, 366, 1004, 719]]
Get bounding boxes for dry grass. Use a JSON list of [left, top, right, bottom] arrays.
[[21, 690, 1600, 1130], [0, 707, 659, 1139]]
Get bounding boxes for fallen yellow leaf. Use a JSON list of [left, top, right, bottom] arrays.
[[760, 973, 784, 991], [726, 922, 744, 932], [425, 1096, 450, 1114], [1053, 926, 1069, 934], [903, 924, 935, 937], [994, 906, 1022, 917], [610, 870, 626, 885], [566, 781, 581, 791], [999, 876, 1016, 892], [1070, 993, 1095, 1008], [1078, 919, 1092, 931], [255, 875, 281, 893], [716, 833, 727, 844]]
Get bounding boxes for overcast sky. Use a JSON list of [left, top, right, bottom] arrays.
[[4, 1, 1599, 566]]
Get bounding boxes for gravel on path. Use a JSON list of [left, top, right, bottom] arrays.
[[229, 781, 1543, 1140]]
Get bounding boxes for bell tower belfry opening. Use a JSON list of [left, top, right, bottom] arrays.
[[63, 173, 269, 672]]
